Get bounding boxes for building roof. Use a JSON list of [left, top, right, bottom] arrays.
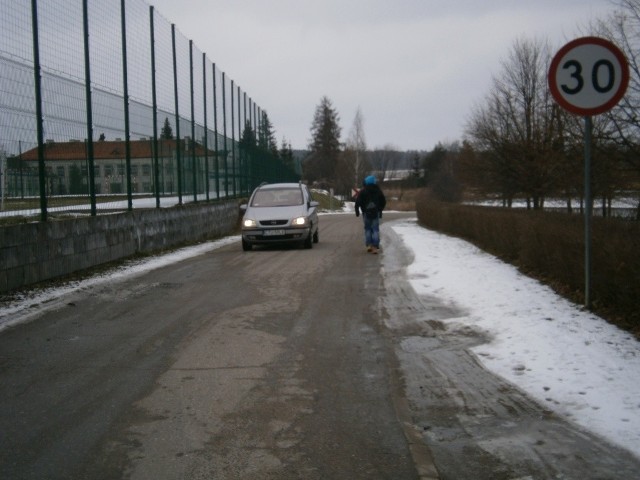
[[19, 139, 215, 161]]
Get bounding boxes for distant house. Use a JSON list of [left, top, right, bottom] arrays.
[[18, 138, 226, 196]]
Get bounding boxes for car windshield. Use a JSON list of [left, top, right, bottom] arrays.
[[251, 188, 303, 207]]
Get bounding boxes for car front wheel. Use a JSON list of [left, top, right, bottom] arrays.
[[242, 238, 252, 251]]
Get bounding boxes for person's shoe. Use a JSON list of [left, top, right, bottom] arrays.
[[366, 245, 373, 252], [370, 246, 378, 254]]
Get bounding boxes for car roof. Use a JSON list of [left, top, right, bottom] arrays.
[[257, 183, 303, 190]]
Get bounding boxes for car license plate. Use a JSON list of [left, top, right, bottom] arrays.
[[264, 229, 285, 236]]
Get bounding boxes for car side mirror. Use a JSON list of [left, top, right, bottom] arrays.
[[240, 204, 248, 211], [309, 201, 319, 208]]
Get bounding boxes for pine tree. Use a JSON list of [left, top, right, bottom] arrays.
[[239, 120, 257, 150], [279, 137, 295, 172], [160, 117, 173, 140], [306, 96, 341, 184], [258, 111, 278, 157]]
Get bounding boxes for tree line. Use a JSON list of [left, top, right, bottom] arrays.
[[298, 1, 640, 218], [301, 96, 423, 196], [462, 0, 640, 217]]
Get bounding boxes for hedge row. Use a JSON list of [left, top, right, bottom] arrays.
[[416, 191, 640, 337]]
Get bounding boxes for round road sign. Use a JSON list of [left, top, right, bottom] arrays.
[[548, 37, 629, 116]]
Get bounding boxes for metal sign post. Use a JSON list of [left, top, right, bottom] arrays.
[[548, 37, 629, 308], [583, 116, 593, 308]]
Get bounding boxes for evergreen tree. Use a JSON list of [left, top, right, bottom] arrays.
[[423, 143, 447, 185], [305, 96, 341, 184], [279, 137, 295, 172], [258, 111, 278, 157], [239, 120, 258, 188], [160, 117, 173, 140], [239, 120, 257, 150]]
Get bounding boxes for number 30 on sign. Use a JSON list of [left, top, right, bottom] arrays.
[[548, 36, 629, 116]]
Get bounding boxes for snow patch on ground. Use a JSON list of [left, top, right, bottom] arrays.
[[390, 219, 640, 459]]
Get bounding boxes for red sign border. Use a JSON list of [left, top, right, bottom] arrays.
[[548, 36, 629, 116]]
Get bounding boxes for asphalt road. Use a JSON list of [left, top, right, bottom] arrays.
[[1, 212, 638, 479]]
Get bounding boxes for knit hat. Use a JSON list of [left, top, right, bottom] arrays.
[[364, 175, 377, 185]]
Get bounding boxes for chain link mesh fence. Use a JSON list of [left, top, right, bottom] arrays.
[[0, 0, 297, 221]]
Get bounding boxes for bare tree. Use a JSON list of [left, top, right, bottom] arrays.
[[592, 0, 640, 217], [369, 144, 400, 183], [466, 37, 568, 208], [344, 107, 368, 187]]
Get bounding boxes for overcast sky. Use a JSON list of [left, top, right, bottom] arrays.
[[148, 0, 614, 151]]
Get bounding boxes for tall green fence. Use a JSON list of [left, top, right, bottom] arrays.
[[0, 0, 298, 221]]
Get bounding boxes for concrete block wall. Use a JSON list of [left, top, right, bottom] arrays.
[[0, 200, 239, 293]]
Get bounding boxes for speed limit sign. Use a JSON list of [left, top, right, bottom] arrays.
[[548, 37, 629, 309], [548, 37, 629, 116]]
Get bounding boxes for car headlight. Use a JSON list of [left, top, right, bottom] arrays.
[[243, 218, 257, 228], [292, 216, 308, 226]]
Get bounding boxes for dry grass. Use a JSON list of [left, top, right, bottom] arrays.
[[383, 187, 420, 211]]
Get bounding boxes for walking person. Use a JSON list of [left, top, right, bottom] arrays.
[[355, 175, 386, 254]]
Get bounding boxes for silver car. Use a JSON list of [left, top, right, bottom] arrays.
[[240, 182, 320, 251]]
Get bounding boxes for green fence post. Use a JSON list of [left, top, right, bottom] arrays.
[[238, 86, 244, 195], [203, 53, 209, 202], [121, 0, 132, 211], [222, 72, 228, 198], [171, 24, 182, 205], [213, 63, 220, 200], [189, 40, 197, 203], [18, 141, 25, 200], [149, 6, 160, 208], [82, 0, 97, 216], [231, 79, 236, 197], [30, 0, 47, 221]]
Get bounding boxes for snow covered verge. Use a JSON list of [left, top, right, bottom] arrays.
[[389, 219, 640, 460]]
